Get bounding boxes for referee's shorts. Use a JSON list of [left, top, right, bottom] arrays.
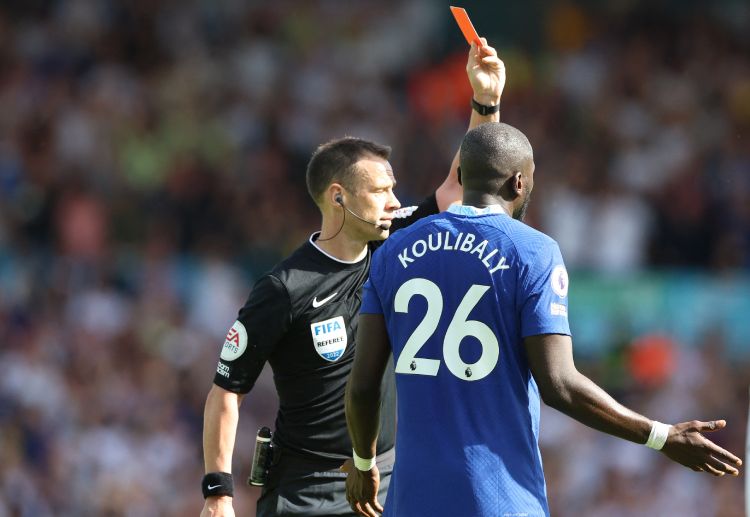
[[256, 447, 395, 517]]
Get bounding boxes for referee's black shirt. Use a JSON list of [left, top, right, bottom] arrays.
[[213, 194, 439, 462]]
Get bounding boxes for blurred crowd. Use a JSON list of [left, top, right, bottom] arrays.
[[0, 1, 747, 515]]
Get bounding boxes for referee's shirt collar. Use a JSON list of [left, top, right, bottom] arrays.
[[447, 204, 508, 217], [308, 232, 368, 264]]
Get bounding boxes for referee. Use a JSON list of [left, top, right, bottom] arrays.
[[200, 40, 505, 516]]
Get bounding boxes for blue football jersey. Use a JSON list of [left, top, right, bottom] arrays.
[[361, 205, 571, 517]]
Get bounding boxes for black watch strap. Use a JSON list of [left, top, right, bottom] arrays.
[[471, 98, 500, 116]]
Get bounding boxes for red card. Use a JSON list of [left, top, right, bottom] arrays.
[[450, 6, 481, 47]]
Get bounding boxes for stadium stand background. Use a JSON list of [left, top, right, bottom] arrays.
[[0, 0, 747, 515]]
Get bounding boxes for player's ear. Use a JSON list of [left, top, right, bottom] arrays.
[[506, 172, 523, 200]]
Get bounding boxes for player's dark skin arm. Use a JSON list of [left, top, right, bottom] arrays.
[[345, 315, 390, 460], [344, 314, 392, 517], [524, 334, 742, 476]]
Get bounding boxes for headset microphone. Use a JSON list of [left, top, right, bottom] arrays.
[[336, 195, 389, 231]]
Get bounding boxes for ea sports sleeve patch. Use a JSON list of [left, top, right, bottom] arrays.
[[213, 274, 291, 393]]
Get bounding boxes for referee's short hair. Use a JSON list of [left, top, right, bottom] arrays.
[[306, 137, 391, 206], [459, 122, 533, 192]]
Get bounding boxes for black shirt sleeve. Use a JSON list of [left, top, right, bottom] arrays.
[[213, 274, 292, 394]]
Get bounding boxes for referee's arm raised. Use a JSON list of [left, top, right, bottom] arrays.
[[524, 333, 743, 476], [436, 38, 505, 211]]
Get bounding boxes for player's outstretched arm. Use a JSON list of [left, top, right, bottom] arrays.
[[524, 333, 743, 476], [200, 384, 244, 517], [344, 313, 392, 516], [436, 38, 505, 210]]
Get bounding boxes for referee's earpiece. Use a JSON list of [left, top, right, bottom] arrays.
[[334, 192, 387, 230]]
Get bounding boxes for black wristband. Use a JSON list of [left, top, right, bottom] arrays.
[[471, 98, 500, 116], [202, 472, 234, 499]]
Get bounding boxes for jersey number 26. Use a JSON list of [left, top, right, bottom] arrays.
[[394, 278, 499, 382]]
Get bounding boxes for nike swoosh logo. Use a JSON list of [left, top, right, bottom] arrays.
[[312, 292, 338, 308], [207, 484, 222, 490]]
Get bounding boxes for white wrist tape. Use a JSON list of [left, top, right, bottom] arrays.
[[352, 449, 376, 471], [645, 421, 671, 450]]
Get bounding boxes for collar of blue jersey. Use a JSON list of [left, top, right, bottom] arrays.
[[447, 204, 508, 216]]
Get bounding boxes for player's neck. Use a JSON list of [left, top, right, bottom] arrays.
[[462, 192, 511, 213]]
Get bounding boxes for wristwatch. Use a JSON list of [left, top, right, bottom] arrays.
[[471, 98, 500, 116]]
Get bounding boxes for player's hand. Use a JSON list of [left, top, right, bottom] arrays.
[[467, 38, 504, 106], [342, 461, 383, 517], [200, 495, 235, 517], [660, 419, 742, 476]]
